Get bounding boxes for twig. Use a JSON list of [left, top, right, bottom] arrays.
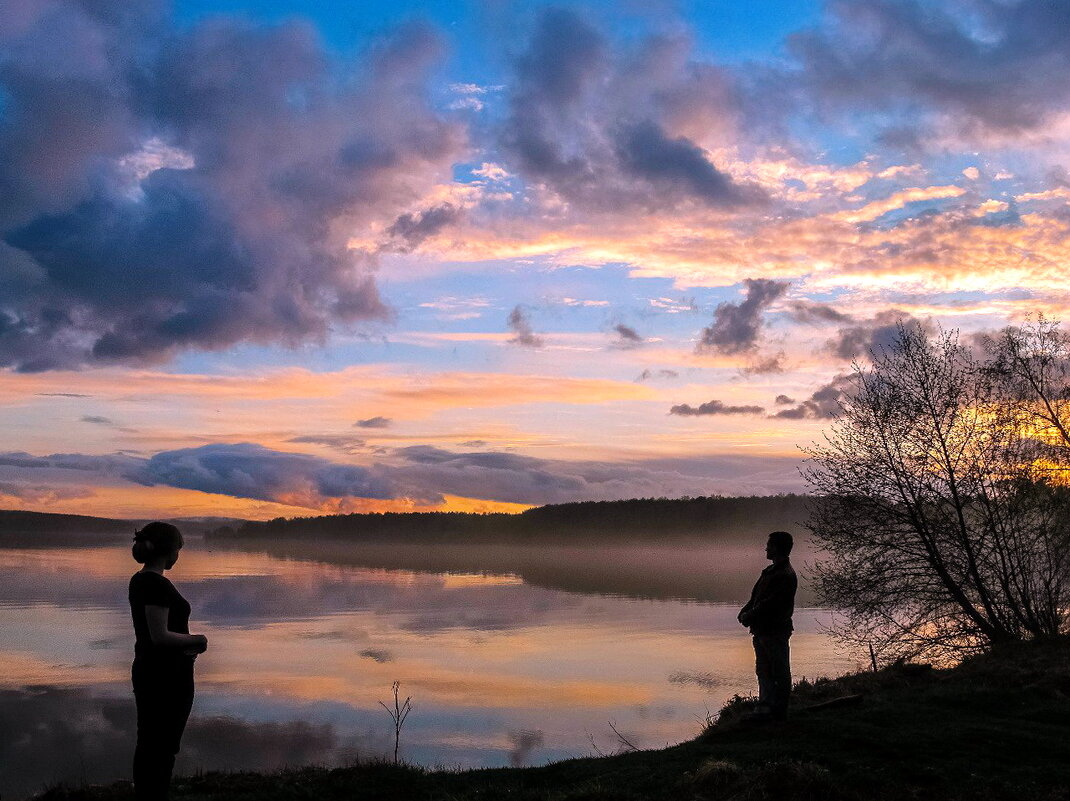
[[607, 721, 638, 753], [585, 730, 608, 758]]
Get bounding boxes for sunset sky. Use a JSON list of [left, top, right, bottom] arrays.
[[2, 0, 1069, 519]]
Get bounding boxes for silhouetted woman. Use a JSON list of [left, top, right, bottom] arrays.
[[129, 522, 208, 800]]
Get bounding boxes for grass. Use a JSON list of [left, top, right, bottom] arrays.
[[36, 637, 1070, 801]]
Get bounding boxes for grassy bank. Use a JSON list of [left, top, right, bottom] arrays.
[[37, 637, 1070, 801]]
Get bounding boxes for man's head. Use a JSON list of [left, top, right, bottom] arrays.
[[765, 530, 793, 561]]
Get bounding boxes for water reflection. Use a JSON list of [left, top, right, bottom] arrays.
[[0, 541, 853, 800], [208, 538, 820, 604]]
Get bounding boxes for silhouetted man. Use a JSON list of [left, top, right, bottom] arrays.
[[737, 530, 797, 721]]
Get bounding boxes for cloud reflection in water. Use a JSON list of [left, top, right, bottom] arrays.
[[0, 542, 853, 799]]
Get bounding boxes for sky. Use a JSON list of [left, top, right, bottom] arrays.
[[2, 0, 1070, 519]]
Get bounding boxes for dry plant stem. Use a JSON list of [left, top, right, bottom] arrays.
[[608, 721, 638, 753], [379, 681, 413, 765]]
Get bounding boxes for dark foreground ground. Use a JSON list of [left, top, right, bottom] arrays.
[[38, 637, 1070, 801]]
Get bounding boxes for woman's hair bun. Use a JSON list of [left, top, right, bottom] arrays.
[[132, 521, 183, 564]]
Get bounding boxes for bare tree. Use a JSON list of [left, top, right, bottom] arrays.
[[379, 681, 413, 765], [805, 322, 1070, 663], [985, 316, 1070, 461]]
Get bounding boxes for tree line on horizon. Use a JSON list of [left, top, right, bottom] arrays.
[[208, 494, 812, 542]]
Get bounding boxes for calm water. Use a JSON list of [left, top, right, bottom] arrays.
[[0, 538, 854, 799]]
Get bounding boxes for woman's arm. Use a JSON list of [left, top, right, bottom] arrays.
[[144, 605, 208, 652]]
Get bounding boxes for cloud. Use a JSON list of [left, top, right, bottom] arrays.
[[128, 443, 401, 507], [615, 119, 755, 205], [786, 301, 854, 325], [508, 729, 545, 767], [80, 415, 115, 425], [359, 648, 394, 663], [0, 480, 95, 503], [1, 439, 811, 508], [827, 311, 927, 360], [739, 352, 786, 376], [0, 8, 462, 371], [636, 368, 679, 381], [286, 435, 368, 455], [697, 279, 789, 355], [500, 8, 758, 213], [772, 375, 853, 420], [790, 0, 1070, 142], [669, 400, 765, 416], [610, 323, 644, 349], [355, 416, 392, 429], [385, 203, 464, 252], [391, 445, 804, 503], [506, 305, 544, 348], [0, 450, 138, 473]]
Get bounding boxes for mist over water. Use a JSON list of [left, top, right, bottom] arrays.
[[0, 537, 851, 800]]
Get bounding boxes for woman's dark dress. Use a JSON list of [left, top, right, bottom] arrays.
[[129, 571, 195, 800]]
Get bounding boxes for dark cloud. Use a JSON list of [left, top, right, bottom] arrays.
[[385, 202, 463, 252], [355, 416, 392, 429], [669, 400, 765, 416], [772, 375, 854, 420], [80, 415, 115, 425], [0, 450, 138, 473], [36, 392, 93, 398], [501, 8, 759, 213], [507, 305, 544, 348], [790, 0, 1070, 140], [128, 443, 398, 505], [827, 311, 928, 360], [286, 435, 368, 455], [391, 445, 803, 503], [774, 394, 795, 405], [786, 301, 854, 325], [508, 729, 545, 767], [0, 7, 462, 371], [1048, 166, 1070, 189], [636, 368, 679, 381], [697, 279, 789, 355], [611, 323, 644, 349], [614, 119, 755, 205], [359, 648, 394, 663], [2, 440, 809, 508], [739, 351, 786, 376]]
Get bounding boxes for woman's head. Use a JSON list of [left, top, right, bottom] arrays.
[[132, 522, 183, 568]]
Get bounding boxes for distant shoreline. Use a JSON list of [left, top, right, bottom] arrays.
[[0, 494, 814, 545], [207, 494, 813, 544]]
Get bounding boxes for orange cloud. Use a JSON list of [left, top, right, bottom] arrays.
[[395, 186, 1070, 306], [0, 481, 532, 521]]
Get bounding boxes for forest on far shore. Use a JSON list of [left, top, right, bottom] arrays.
[[0, 509, 131, 541], [207, 494, 811, 543]]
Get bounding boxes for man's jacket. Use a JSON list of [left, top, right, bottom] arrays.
[[740, 560, 797, 636]]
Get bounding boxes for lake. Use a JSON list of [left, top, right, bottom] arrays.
[[0, 537, 855, 799]]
